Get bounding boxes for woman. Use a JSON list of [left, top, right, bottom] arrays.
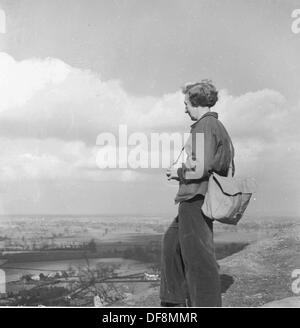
[[160, 80, 234, 307]]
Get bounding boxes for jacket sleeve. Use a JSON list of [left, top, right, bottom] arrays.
[[210, 126, 234, 177]]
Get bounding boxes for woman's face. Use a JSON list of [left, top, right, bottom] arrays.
[[184, 95, 199, 121]]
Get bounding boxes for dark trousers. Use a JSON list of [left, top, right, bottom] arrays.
[[160, 195, 222, 307]]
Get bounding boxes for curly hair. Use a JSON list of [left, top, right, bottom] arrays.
[[182, 79, 218, 108]]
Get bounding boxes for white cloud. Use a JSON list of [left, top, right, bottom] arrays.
[[0, 52, 299, 194], [0, 52, 296, 143], [0, 52, 71, 111], [0, 137, 87, 180], [216, 89, 290, 142], [0, 137, 151, 183], [0, 52, 161, 141]]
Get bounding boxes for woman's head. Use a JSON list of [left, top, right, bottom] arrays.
[[182, 79, 218, 121], [182, 79, 218, 120]]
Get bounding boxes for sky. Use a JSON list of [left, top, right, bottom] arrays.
[[0, 0, 299, 216]]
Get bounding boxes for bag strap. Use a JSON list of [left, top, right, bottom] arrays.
[[171, 146, 184, 167]]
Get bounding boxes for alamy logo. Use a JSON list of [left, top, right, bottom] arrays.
[[291, 269, 300, 294], [291, 9, 300, 34], [0, 269, 6, 294], [0, 9, 6, 34], [95, 125, 205, 169]]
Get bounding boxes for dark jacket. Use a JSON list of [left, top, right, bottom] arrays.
[[175, 111, 234, 204]]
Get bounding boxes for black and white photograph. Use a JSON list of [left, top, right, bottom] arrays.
[[0, 0, 299, 310]]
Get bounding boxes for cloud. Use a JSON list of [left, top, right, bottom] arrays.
[[1, 52, 296, 129], [215, 89, 291, 142], [0, 137, 89, 180], [0, 52, 162, 141], [0, 136, 153, 183], [0, 52, 299, 197], [0, 52, 296, 141], [0, 52, 71, 111]]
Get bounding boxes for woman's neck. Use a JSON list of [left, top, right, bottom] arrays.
[[196, 106, 211, 120]]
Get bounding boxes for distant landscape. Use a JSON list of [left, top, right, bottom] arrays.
[[0, 214, 299, 306]]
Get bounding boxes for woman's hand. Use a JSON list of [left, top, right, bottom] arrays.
[[166, 167, 179, 181]]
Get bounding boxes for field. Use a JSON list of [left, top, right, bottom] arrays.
[[0, 214, 299, 306]]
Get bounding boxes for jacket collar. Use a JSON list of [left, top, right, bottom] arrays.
[[190, 111, 218, 128]]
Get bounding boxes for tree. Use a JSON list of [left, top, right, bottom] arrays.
[[87, 239, 97, 253]]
